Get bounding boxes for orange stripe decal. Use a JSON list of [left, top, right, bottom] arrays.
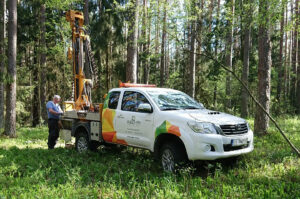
[[168, 125, 181, 137]]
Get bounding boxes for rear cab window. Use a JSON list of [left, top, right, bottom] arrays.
[[108, 91, 121, 109]]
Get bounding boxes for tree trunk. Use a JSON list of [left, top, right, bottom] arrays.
[[283, 4, 288, 103], [213, 0, 220, 107], [209, 0, 214, 32], [254, 0, 272, 135], [40, 4, 47, 123], [106, 46, 109, 92], [291, 0, 298, 108], [144, 1, 151, 84], [188, 0, 196, 98], [276, 2, 285, 113], [241, 29, 251, 118], [98, 0, 102, 13], [5, 0, 17, 137], [214, 0, 221, 56], [126, 0, 138, 83], [0, 0, 6, 130], [296, 0, 300, 113], [195, 0, 204, 100], [288, 1, 294, 100], [241, 0, 252, 118], [160, 0, 167, 87], [166, 37, 169, 79], [32, 45, 40, 127], [155, 0, 160, 78], [142, 0, 148, 84], [84, 0, 89, 26], [225, 0, 235, 110], [288, 30, 293, 99]]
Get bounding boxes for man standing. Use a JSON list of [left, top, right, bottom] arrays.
[[46, 95, 63, 149]]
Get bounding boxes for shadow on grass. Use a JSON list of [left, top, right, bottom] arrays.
[[189, 156, 242, 178], [1, 145, 299, 198], [0, 145, 245, 183], [0, 146, 163, 186]]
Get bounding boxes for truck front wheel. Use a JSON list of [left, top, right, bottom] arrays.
[[160, 142, 187, 173], [75, 132, 89, 153]]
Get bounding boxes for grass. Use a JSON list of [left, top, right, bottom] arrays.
[[0, 117, 300, 199]]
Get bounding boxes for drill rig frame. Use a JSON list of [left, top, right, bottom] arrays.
[[64, 10, 98, 112], [62, 10, 102, 126]]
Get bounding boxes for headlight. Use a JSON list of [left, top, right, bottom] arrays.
[[187, 121, 218, 134]]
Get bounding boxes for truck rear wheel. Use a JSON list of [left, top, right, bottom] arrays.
[[75, 132, 89, 153], [160, 142, 187, 173]]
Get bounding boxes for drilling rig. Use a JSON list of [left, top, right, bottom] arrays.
[[61, 10, 102, 144], [64, 10, 99, 112]]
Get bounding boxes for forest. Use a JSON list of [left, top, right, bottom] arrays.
[[0, 0, 300, 135], [0, 0, 300, 198]]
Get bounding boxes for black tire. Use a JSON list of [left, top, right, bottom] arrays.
[[160, 142, 187, 173], [75, 132, 100, 152], [75, 132, 89, 153]]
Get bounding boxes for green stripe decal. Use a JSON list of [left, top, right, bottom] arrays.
[[155, 121, 167, 137]]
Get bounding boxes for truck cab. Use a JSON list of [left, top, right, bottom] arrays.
[[62, 86, 254, 172]]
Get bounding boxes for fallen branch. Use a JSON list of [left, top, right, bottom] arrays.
[[197, 50, 300, 157], [168, 30, 300, 156]]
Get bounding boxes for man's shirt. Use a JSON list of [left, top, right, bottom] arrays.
[[46, 101, 62, 119]]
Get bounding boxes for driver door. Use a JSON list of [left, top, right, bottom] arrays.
[[115, 91, 154, 149]]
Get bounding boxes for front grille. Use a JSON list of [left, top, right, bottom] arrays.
[[220, 123, 248, 135]]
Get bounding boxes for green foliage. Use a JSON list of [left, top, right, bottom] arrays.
[[7, 0, 300, 127], [0, 117, 299, 198]]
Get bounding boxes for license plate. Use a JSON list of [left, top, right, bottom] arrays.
[[231, 138, 248, 146]]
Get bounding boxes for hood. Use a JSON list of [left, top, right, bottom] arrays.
[[169, 109, 246, 125]]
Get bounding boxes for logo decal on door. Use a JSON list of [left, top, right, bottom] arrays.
[[127, 116, 141, 126]]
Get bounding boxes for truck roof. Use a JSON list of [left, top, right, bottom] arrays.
[[109, 87, 178, 93]]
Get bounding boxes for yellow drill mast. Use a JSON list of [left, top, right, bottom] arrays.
[[65, 10, 95, 111]]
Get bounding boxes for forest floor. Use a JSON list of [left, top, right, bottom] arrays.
[[0, 117, 299, 198]]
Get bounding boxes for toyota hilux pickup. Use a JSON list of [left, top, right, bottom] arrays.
[[61, 85, 254, 172]]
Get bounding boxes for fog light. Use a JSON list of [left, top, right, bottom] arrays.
[[202, 144, 211, 152]]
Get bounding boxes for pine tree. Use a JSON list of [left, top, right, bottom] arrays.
[[126, 0, 139, 83], [5, 0, 17, 137], [0, 0, 6, 130], [254, 0, 272, 135]]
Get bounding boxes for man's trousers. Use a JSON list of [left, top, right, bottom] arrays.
[[48, 119, 59, 149]]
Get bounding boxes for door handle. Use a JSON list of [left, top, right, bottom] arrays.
[[117, 115, 124, 119]]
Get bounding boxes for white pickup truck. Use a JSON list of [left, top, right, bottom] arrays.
[[62, 86, 254, 172]]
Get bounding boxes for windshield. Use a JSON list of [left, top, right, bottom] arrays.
[[147, 90, 204, 111]]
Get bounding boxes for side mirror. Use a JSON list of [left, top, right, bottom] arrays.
[[138, 103, 152, 113]]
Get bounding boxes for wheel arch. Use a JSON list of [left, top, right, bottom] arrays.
[[73, 122, 90, 140], [153, 133, 188, 160]]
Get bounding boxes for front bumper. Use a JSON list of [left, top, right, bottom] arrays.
[[186, 130, 254, 160]]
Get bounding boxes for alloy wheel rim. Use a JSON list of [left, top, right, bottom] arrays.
[[77, 137, 88, 153], [162, 149, 175, 172]]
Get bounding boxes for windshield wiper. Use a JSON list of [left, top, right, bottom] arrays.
[[161, 107, 180, 111], [182, 106, 200, 110]]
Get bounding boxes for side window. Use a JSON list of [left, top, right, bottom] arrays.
[[121, 91, 151, 112], [108, 91, 120, 109]]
